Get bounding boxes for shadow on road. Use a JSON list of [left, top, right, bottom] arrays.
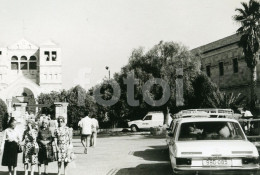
[[0, 171, 57, 175], [142, 135, 165, 139], [114, 163, 172, 175], [133, 145, 169, 161]]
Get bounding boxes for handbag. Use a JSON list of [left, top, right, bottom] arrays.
[[68, 143, 76, 161], [17, 144, 22, 153]]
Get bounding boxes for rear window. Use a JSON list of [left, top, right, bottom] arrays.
[[178, 121, 245, 141]]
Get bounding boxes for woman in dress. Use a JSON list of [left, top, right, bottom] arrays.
[[54, 116, 72, 175], [37, 119, 53, 175], [22, 120, 39, 175], [0, 118, 20, 175]]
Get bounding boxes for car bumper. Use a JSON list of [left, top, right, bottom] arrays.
[[173, 166, 260, 175]]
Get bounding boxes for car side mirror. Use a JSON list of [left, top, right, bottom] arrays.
[[168, 133, 174, 137]]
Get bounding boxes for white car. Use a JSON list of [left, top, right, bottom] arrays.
[[128, 111, 172, 132], [168, 118, 259, 174]]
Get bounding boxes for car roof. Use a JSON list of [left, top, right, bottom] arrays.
[[175, 117, 238, 123]]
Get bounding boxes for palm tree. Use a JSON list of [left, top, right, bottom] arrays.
[[234, 0, 260, 111], [208, 92, 246, 111]]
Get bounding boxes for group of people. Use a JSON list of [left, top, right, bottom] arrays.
[[0, 114, 74, 175], [78, 111, 99, 154]]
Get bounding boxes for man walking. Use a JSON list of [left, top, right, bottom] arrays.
[[91, 117, 99, 147], [78, 111, 93, 154]]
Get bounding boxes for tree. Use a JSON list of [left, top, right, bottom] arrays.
[[37, 91, 62, 117], [0, 98, 8, 130], [37, 86, 97, 129], [234, 0, 260, 111], [103, 41, 202, 125]]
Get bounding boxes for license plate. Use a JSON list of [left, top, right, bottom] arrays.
[[202, 159, 231, 166]]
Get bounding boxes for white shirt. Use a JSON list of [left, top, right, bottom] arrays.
[[79, 116, 93, 135], [1, 128, 20, 150], [92, 118, 99, 129]]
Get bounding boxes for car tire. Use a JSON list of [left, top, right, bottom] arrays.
[[131, 125, 138, 132]]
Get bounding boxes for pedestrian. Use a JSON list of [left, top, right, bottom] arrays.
[[22, 119, 39, 175], [0, 118, 20, 175], [54, 116, 72, 175], [37, 119, 54, 175], [90, 116, 99, 147], [78, 111, 93, 154]]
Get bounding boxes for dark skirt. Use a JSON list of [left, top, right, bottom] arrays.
[[2, 141, 18, 167], [38, 144, 54, 164]]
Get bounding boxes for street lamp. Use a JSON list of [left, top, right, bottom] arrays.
[[105, 66, 110, 79]]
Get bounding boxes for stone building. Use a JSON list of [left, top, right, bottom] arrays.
[[192, 34, 260, 102], [0, 39, 62, 113]]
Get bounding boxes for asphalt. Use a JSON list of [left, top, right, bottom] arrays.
[[0, 133, 172, 175], [0, 132, 258, 175]]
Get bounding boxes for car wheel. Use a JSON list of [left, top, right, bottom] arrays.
[[131, 125, 138, 132]]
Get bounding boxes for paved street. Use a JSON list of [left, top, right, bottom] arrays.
[[0, 133, 172, 175]]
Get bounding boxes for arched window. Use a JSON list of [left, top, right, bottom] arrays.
[[21, 56, 27, 60], [11, 56, 18, 70], [20, 56, 28, 70], [30, 56, 37, 61], [29, 56, 37, 70], [11, 56, 18, 61]]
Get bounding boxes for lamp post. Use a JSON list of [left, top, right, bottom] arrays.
[[105, 66, 110, 79]]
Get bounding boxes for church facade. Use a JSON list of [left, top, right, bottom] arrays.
[[0, 39, 62, 113], [192, 34, 260, 103]]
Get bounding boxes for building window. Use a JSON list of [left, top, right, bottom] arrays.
[[219, 62, 224, 76], [206, 65, 211, 77], [49, 74, 52, 79], [0, 74, 2, 80], [30, 56, 37, 61], [233, 58, 238, 73], [52, 51, 57, 61], [29, 56, 37, 70], [11, 56, 18, 70], [20, 56, 28, 70], [44, 74, 47, 79], [20, 62, 28, 70], [0, 51, 2, 55], [29, 62, 37, 70], [21, 56, 27, 61], [11, 62, 18, 70], [11, 56, 18, 61], [44, 51, 50, 61], [55, 74, 58, 79]]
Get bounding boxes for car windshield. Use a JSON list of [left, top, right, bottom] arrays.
[[178, 121, 246, 141]]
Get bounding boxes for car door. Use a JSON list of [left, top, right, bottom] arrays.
[[141, 115, 152, 129]]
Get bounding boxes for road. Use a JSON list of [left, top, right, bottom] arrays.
[[0, 133, 258, 175], [0, 133, 172, 175]]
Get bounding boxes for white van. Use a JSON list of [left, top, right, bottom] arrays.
[[128, 111, 172, 132]]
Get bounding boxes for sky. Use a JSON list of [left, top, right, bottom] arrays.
[[0, 0, 246, 90]]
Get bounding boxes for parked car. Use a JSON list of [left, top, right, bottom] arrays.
[[128, 111, 172, 132], [168, 117, 259, 174]]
